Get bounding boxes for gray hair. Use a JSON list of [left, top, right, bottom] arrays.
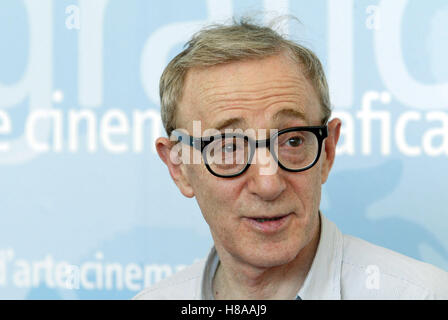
[[159, 17, 331, 136]]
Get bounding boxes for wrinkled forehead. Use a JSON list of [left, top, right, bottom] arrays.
[[176, 54, 322, 134]]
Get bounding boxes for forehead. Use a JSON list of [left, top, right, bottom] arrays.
[[177, 52, 321, 131]]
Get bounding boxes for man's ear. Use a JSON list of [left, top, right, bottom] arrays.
[[156, 137, 195, 198], [320, 118, 341, 184]]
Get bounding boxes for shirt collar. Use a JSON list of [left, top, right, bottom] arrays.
[[200, 246, 220, 300], [200, 212, 343, 300], [297, 212, 343, 299]]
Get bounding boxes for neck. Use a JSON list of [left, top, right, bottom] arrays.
[[212, 218, 321, 300]]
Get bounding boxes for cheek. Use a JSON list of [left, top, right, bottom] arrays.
[[186, 165, 243, 224], [285, 167, 322, 213]]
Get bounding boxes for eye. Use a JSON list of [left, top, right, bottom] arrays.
[[286, 136, 304, 147], [223, 143, 237, 153]]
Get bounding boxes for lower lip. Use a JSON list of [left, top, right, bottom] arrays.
[[244, 213, 293, 233]]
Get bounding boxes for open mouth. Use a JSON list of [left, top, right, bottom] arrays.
[[245, 212, 293, 233], [254, 216, 285, 223]]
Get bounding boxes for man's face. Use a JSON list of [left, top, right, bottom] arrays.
[[159, 52, 340, 269]]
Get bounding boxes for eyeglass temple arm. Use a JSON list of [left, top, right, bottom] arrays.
[[171, 131, 203, 150]]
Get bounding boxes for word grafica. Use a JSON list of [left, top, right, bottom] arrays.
[[180, 304, 267, 317]]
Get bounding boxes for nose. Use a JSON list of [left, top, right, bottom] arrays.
[[246, 147, 286, 201]]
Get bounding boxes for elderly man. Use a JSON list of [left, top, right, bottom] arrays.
[[134, 18, 448, 300]]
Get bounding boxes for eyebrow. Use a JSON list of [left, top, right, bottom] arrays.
[[214, 117, 247, 131], [272, 108, 307, 123], [212, 108, 307, 132]]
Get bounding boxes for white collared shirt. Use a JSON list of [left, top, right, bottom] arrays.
[[133, 213, 448, 300]]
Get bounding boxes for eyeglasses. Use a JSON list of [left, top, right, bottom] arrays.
[[172, 126, 328, 178]]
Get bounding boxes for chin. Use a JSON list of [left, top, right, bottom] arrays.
[[240, 242, 302, 269]]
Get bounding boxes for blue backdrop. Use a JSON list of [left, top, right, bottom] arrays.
[[0, 0, 447, 299]]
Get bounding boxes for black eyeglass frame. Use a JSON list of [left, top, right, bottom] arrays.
[[172, 125, 328, 178]]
